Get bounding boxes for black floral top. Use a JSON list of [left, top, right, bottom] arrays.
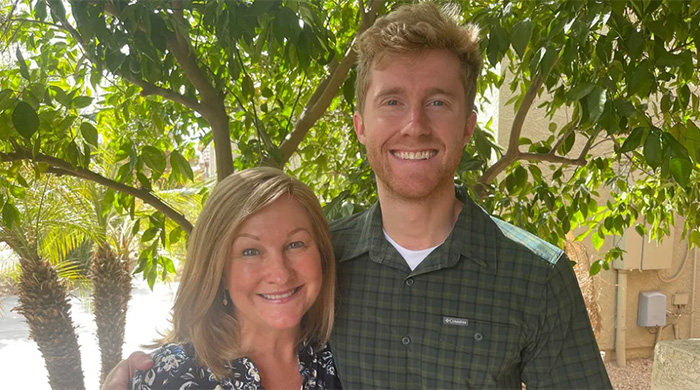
[[132, 342, 341, 390]]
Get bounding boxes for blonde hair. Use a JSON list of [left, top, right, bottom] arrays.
[[355, 2, 482, 113], [162, 167, 335, 378]]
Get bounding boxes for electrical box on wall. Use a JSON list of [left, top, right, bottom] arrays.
[[637, 291, 666, 327], [613, 224, 674, 270]]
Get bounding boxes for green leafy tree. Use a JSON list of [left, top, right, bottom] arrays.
[[1, 0, 699, 280]]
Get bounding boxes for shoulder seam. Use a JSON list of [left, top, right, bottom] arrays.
[[489, 216, 563, 265]]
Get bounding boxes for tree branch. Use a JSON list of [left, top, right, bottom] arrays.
[[549, 122, 575, 154], [278, 0, 386, 164], [124, 73, 203, 111], [520, 152, 586, 166], [164, 25, 223, 108], [49, 3, 203, 115], [479, 73, 543, 185], [0, 149, 193, 234], [577, 128, 600, 161], [103, 2, 233, 180]]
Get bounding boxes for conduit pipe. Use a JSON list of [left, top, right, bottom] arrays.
[[615, 269, 628, 367], [692, 248, 697, 336]]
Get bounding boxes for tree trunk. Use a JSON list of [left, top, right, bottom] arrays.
[[91, 245, 131, 386], [15, 256, 85, 390]]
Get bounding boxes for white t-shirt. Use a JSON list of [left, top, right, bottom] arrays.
[[383, 230, 441, 271]]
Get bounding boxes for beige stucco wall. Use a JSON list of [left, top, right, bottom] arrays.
[[495, 67, 700, 361]]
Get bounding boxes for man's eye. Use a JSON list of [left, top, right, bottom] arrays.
[[288, 241, 305, 249], [430, 100, 445, 106], [385, 99, 398, 106], [242, 248, 260, 256]]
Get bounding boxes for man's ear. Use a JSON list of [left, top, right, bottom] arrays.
[[353, 111, 367, 145], [463, 112, 477, 145]]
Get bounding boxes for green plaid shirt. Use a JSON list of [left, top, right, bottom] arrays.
[[329, 196, 611, 389]]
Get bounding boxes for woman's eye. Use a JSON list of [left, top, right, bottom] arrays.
[[242, 248, 259, 257], [288, 241, 305, 249]]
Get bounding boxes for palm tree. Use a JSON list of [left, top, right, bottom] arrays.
[[70, 178, 135, 385], [0, 177, 93, 390]]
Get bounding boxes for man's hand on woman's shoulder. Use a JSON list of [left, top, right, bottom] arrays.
[[101, 351, 153, 390]]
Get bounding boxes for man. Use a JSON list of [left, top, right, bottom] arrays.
[[105, 3, 611, 389]]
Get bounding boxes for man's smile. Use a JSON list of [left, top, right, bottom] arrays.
[[391, 150, 437, 160]]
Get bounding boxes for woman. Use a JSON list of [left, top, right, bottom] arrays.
[[132, 167, 339, 389]]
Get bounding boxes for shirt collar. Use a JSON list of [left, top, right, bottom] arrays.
[[335, 192, 501, 274]]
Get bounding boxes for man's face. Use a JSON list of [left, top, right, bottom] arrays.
[[354, 49, 477, 201]]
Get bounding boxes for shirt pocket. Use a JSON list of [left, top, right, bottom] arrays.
[[432, 317, 523, 387]]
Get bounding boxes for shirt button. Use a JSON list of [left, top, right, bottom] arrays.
[[474, 332, 484, 341], [405, 278, 414, 287], [401, 336, 411, 345]]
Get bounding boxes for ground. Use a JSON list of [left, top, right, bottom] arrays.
[[606, 358, 653, 390]]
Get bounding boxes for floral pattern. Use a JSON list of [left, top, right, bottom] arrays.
[[132, 342, 341, 390]]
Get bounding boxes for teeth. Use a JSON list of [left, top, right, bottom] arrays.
[[393, 151, 435, 160], [260, 287, 298, 300]]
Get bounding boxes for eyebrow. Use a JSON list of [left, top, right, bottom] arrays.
[[373, 87, 404, 103], [233, 227, 311, 242], [234, 233, 260, 241], [373, 87, 458, 102], [424, 87, 458, 98], [288, 227, 311, 237]]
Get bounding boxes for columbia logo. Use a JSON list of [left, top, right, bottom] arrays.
[[443, 316, 469, 326]]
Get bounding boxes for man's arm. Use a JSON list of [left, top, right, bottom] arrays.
[[521, 254, 612, 389], [101, 351, 153, 390]]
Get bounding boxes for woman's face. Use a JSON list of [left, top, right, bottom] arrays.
[[226, 196, 323, 335]]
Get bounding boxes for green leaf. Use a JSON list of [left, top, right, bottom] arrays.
[[0, 90, 14, 111], [146, 265, 157, 289], [510, 19, 532, 57], [565, 83, 595, 101], [169, 226, 183, 244], [9, 186, 26, 199], [131, 219, 141, 236], [514, 165, 528, 188], [643, 131, 663, 169], [274, 6, 301, 44], [16, 48, 30, 81], [628, 61, 653, 97], [48, 0, 66, 22], [589, 260, 603, 276], [539, 46, 557, 78], [170, 151, 194, 182], [115, 141, 134, 162], [591, 232, 604, 251], [587, 86, 607, 123], [558, 131, 576, 155], [72, 96, 93, 109], [12, 101, 39, 139], [2, 202, 21, 229], [678, 85, 690, 110], [34, 0, 47, 22], [80, 122, 98, 147], [142, 146, 167, 176], [242, 75, 254, 98], [65, 141, 81, 166], [141, 227, 159, 243], [626, 31, 644, 60], [619, 127, 646, 153], [670, 157, 692, 187]]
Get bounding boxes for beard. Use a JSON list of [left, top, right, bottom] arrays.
[[367, 145, 461, 202]]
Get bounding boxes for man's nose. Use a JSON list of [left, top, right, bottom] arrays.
[[400, 104, 430, 137]]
